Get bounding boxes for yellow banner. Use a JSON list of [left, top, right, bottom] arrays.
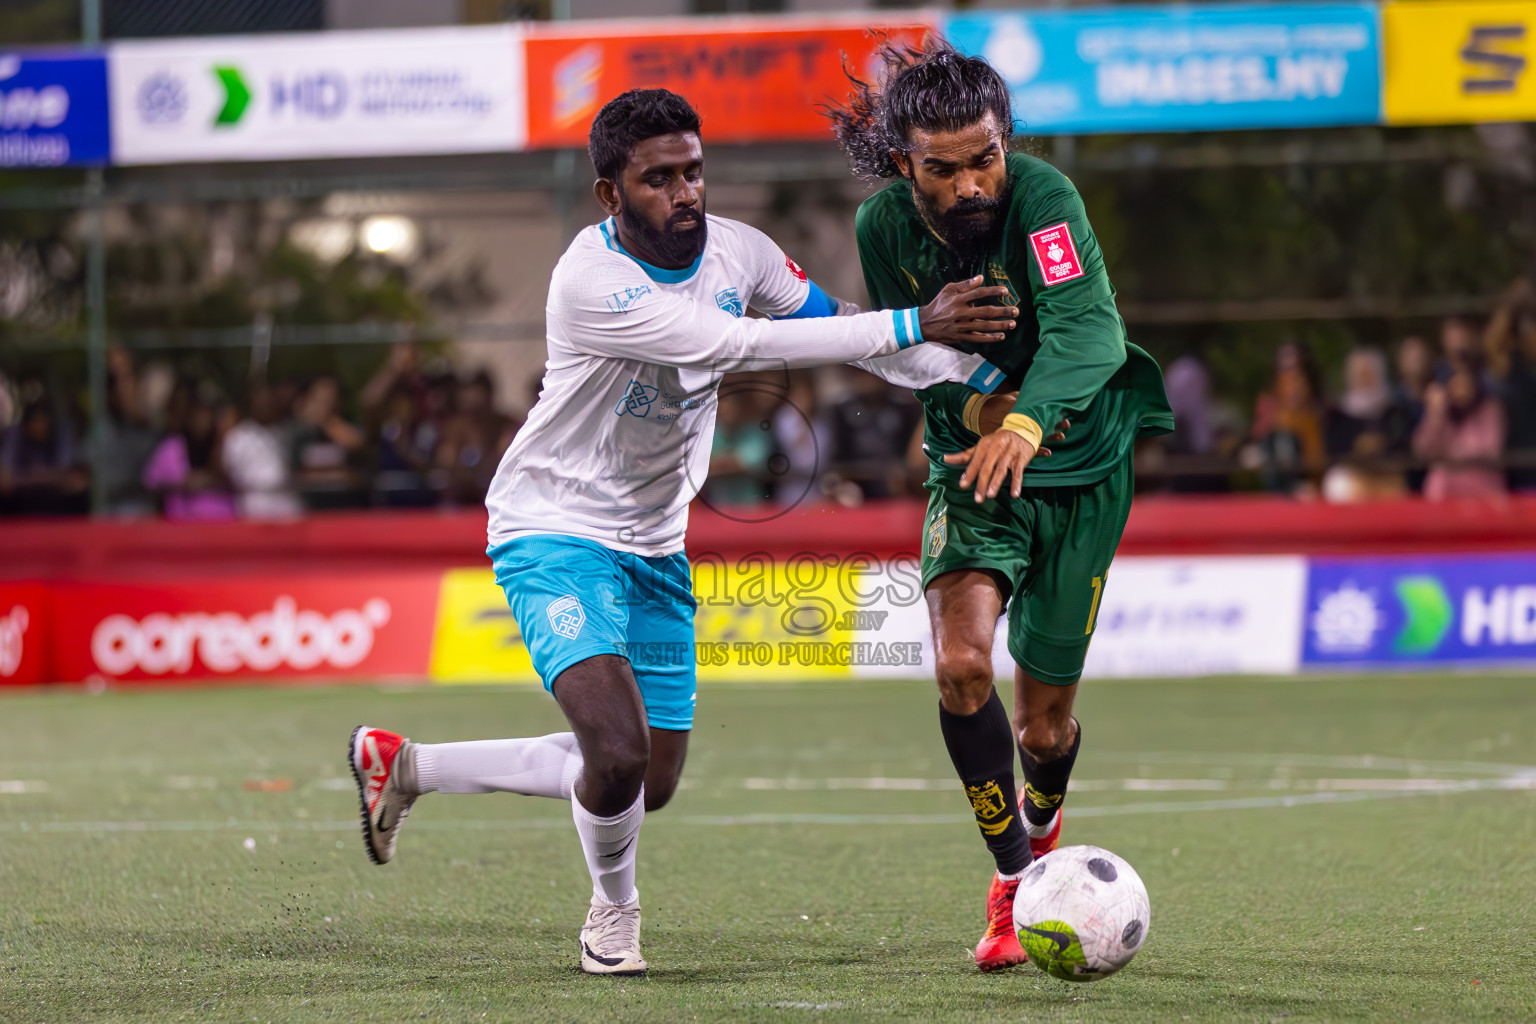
[[1384, 1, 1536, 124], [429, 558, 899, 684]]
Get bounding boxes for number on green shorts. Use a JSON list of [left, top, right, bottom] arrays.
[[1086, 575, 1104, 634]]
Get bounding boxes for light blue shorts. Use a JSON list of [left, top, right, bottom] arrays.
[[488, 534, 697, 731]]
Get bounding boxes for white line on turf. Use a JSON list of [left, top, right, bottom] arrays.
[[2, 774, 1531, 834]]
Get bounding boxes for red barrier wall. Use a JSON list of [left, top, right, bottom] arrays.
[[3, 495, 1535, 581]]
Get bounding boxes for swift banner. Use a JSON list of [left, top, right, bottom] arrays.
[[1383, 0, 1536, 124], [945, 3, 1381, 134], [1305, 553, 1536, 666], [107, 25, 526, 165], [523, 18, 929, 148], [0, 52, 110, 167]]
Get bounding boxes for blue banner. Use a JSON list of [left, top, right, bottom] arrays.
[[0, 51, 110, 167], [944, 3, 1382, 135], [1304, 554, 1536, 666]]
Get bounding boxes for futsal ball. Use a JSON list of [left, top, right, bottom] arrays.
[[1012, 845, 1150, 982]]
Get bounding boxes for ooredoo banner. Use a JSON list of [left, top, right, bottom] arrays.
[[49, 575, 438, 683], [0, 583, 50, 686], [108, 25, 526, 165], [523, 18, 929, 148]]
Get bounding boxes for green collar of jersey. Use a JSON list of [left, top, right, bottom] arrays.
[[600, 218, 704, 284]]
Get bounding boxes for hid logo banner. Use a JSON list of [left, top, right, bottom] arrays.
[[107, 25, 526, 165], [944, 3, 1381, 134], [49, 575, 438, 683], [1383, 1, 1536, 124], [0, 52, 109, 167], [523, 19, 929, 148], [1305, 554, 1536, 666]]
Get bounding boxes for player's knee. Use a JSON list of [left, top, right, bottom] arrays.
[[934, 647, 995, 715], [643, 771, 682, 811], [585, 731, 651, 796]]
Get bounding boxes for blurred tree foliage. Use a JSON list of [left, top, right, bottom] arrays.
[[1070, 124, 1534, 409], [0, 0, 79, 44]]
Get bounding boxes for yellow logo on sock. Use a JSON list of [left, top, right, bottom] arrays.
[[1024, 782, 1064, 811], [966, 779, 1007, 820]]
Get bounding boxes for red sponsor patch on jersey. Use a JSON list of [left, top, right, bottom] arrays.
[[1027, 222, 1084, 287], [785, 255, 807, 283]]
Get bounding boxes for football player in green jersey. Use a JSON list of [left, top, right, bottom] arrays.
[[828, 41, 1174, 971]]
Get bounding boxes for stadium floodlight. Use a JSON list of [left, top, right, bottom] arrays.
[[360, 215, 418, 261]]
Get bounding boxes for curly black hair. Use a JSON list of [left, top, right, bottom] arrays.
[[588, 88, 703, 181], [824, 38, 1013, 180]]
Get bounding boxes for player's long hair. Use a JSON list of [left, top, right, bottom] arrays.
[[824, 37, 1014, 181]]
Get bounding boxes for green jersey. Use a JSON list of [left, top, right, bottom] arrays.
[[855, 153, 1173, 486]]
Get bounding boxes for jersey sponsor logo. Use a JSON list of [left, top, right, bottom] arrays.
[[546, 595, 586, 640], [714, 286, 744, 317], [614, 378, 659, 418], [605, 284, 652, 313], [1028, 222, 1084, 286], [785, 255, 807, 282]]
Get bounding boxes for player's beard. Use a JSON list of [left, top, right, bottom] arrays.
[[618, 194, 708, 269], [914, 179, 1012, 266]]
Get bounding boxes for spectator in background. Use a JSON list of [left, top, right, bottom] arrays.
[[1486, 279, 1536, 491], [1164, 354, 1216, 456], [436, 370, 518, 507], [142, 379, 236, 521], [707, 383, 774, 507], [99, 347, 160, 516], [290, 375, 367, 508], [770, 370, 830, 507], [223, 385, 302, 519], [828, 368, 921, 501], [1439, 315, 1484, 380], [372, 385, 436, 507], [0, 395, 89, 516], [1321, 347, 1411, 502], [1246, 342, 1325, 494], [1412, 354, 1507, 501]]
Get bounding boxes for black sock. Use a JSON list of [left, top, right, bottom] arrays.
[[938, 689, 1031, 876], [1019, 718, 1081, 828]]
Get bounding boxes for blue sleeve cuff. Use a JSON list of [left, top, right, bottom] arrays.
[[777, 281, 838, 320], [967, 361, 1005, 394], [893, 307, 923, 349]]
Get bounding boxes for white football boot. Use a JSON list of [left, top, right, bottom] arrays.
[[578, 894, 647, 976]]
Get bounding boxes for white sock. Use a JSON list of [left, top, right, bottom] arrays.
[[413, 733, 583, 799], [572, 786, 644, 907]]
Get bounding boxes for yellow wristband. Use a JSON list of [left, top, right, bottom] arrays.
[[1001, 413, 1043, 449], [962, 393, 988, 435]]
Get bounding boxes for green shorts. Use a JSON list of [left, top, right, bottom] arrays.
[[920, 455, 1134, 686]]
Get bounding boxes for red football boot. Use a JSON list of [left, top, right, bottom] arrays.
[[348, 725, 419, 865], [974, 873, 1028, 972], [1028, 809, 1063, 860]]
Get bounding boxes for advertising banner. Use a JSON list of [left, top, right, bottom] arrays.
[[108, 25, 526, 165], [430, 554, 927, 684], [945, 3, 1381, 134], [1383, 0, 1536, 125], [859, 555, 1307, 680], [49, 574, 439, 684], [523, 18, 929, 148], [0, 52, 110, 167], [0, 583, 50, 687], [1305, 553, 1536, 666]]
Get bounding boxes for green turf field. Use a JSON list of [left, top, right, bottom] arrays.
[[2, 675, 1534, 1023]]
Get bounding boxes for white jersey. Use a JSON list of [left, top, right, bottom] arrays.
[[486, 214, 1003, 557]]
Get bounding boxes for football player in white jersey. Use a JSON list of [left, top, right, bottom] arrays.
[[348, 89, 1017, 976]]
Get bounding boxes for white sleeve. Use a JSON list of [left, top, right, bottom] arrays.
[[735, 221, 811, 318], [549, 253, 924, 372], [830, 294, 1006, 392]]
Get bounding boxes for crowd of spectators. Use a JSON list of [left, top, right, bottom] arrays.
[[6, 288, 1536, 518], [0, 343, 523, 519]]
